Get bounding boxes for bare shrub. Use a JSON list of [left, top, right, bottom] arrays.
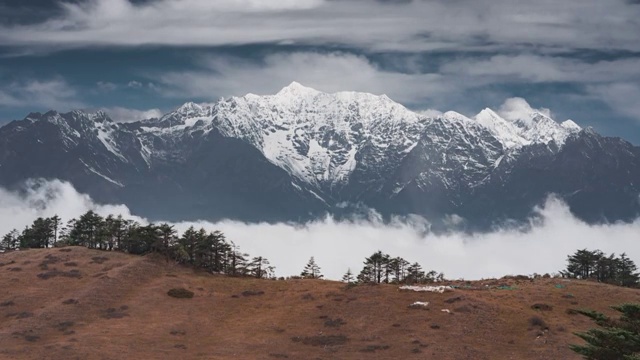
[[359, 344, 390, 353], [291, 335, 348, 346], [90, 256, 109, 264], [7, 312, 34, 319], [269, 354, 289, 358], [324, 318, 346, 328], [445, 296, 465, 304], [102, 308, 129, 319], [37, 269, 81, 280], [529, 316, 548, 329], [168, 288, 194, 299], [531, 303, 553, 311]]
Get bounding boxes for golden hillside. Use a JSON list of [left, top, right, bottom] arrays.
[[1, 247, 639, 360]]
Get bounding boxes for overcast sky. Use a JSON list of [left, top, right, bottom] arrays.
[[0, 0, 639, 143]]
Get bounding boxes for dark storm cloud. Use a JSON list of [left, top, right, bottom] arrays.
[[0, 0, 638, 53]]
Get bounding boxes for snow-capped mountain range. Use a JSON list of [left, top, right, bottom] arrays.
[[0, 82, 638, 230]]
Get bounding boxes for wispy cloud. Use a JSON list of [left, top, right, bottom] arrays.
[[440, 55, 640, 84], [155, 52, 448, 104], [3, 179, 640, 280], [587, 83, 640, 123], [0, 78, 83, 110]]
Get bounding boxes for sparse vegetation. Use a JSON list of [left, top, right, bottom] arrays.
[[445, 296, 464, 304], [3, 245, 640, 359], [268, 353, 289, 358], [359, 344, 390, 353], [291, 335, 348, 346], [12, 331, 40, 342], [529, 316, 548, 330], [37, 269, 81, 280], [324, 318, 346, 328], [102, 307, 129, 319], [7, 312, 34, 319], [167, 288, 194, 299], [531, 303, 553, 311], [90, 256, 109, 264]]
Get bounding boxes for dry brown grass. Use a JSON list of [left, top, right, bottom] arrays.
[[1, 247, 640, 359]]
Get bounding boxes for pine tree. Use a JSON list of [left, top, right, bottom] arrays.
[[571, 303, 640, 359], [1, 229, 19, 251], [342, 268, 355, 284], [564, 249, 640, 287], [249, 256, 274, 279], [361, 251, 388, 284], [301, 256, 323, 279], [157, 223, 177, 263], [50, 215, 60, 246], [389, 256, 409, 284], [618, 254, 640, 288], [406, 262, 425, 284]]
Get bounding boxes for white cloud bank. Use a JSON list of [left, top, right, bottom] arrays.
[[2, 179, 640, 281]]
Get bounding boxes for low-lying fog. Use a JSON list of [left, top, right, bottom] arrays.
[[2, 179, 639, 281]]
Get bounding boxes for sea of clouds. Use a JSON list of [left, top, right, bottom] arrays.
[[2, 179, 639, 281]]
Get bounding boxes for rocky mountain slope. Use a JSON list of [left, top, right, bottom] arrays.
[[0, 83, 638, 230]]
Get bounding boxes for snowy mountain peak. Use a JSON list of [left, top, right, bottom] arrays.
[[443, 111, 472, 122], [474, 108, 528, 149], [561, 119, 582, 131], [175, 102, 206, 116], [276, 81, 322, 98]]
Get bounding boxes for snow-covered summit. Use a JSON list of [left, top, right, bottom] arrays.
[[127, 83, 585, 192], [213, 83, 426, 188], [470, 107, 581, 149], [473, 108, 528, 149]]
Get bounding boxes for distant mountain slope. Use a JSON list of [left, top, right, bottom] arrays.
[[0, 83, 638, 229]]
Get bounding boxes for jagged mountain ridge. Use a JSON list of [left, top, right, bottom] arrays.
[[0, 82, 638, 230]]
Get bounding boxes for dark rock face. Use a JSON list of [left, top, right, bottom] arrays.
[[0, 99, 638, 231]]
